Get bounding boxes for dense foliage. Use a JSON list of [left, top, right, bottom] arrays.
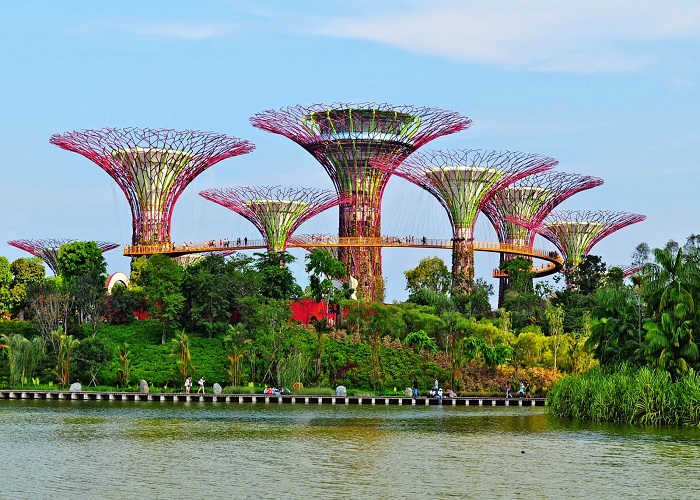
[[1, 235, 700, 420]]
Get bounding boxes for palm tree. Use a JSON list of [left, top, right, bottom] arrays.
[[642, 246, 700, 377], [643, 247, 700, 316], [1, 334, 45, 388], [171, 330, 193, 386]]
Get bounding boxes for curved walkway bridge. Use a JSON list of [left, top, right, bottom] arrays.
[[124, 234, 563, 278], [0, 390, 545, 407]]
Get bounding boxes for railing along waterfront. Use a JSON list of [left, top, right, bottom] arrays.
[[0, 390, 545, 407]]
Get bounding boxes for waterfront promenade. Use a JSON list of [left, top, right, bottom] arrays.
[[0, 389, 545, 406]]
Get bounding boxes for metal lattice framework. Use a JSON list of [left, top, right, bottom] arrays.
[[482, 172, 604, 247], [199, 186, 345, 252], [373, 149, 557, 295], [49, 128, 254, 246], [250, 102, 472, 300], [481, 171, 603, 306], [619, 264, 642, 279], [533, 210, 647, 267], [8, 238, 120, 275]]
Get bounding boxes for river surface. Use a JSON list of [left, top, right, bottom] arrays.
[[0, 400, 698, 499]]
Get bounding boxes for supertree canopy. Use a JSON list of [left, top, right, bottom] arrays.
[[199, 186, 344, 252], [481, 171, 603, 306], [8, 238, 119, 275], [250, 103, 472, 301], [535, 210, 647, 268], [373, 149, 557, 295], [49, 128, 254, 246], [482, 172, 604, 247], [619, 264, 642, 279]]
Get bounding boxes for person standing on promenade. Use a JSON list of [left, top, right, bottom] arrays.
[[198, 377, 205, 394], [185, 376, 192, 394], [413, 377, 419, 398], [505, 381, 512, 399]]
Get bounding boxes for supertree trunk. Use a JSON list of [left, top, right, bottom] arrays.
[[337, 195, 384, 301], [451, 227, 474, 296]]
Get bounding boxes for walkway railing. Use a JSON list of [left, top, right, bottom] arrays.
[[123, 234, 563, 277]]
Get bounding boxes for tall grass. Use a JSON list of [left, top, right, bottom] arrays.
[[547, 367, 700, 427]]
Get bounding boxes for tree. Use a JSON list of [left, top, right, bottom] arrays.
[[642, 246, 700, 318], [224, 324, 249, 387], [0, 333, 45, 387], [254, 251, 302, 300], [171, 330, 193, 386], [359, 302, 404, 391], [503, 288, 547, 330], [645, 303, 698, 377], [588, 287, 643, 368], [74, 336, 112, 386], [56, 241, 107, 286], [52, 327, 80, 386], [305, 249, 352, 325], [137, 254, 185, 344], [55, 241, 108, 333], [116, 343, 131, 388], [631, 242, 651, 268], [28, 279, 71, 352], [10, 257, 45, 320], [105, 283, 145, 324], [550, 255, 606, 333], [0, 256, 14, 317], [244, 297, 295, 387], [407, 289, 454, 313], [183, 255, 234, 338], [642, 245, 700, 377], [404, 257, 451, 296], [563, 254, 607, 295], [500, 256, 536, 293], [71, 271, 107, 335], [404, 330, 438, 354], [453, 278, 493, 317], [545, 305, 565, 371]]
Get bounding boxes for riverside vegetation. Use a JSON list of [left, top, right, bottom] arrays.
[[1, 236, 700, 426]]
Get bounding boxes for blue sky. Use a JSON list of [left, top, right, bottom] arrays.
[[1, 1, 698, 305]]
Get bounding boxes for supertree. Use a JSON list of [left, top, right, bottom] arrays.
[[250, 103, 472, 301], [8, 238, 119, 275], [481, 171, 604, 306], [373, 149, 557, 296], [50, 128, 254, 246], [199, 186, 344, 252], [532, 210, 647, 268]]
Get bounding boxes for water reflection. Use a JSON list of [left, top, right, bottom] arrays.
[[0, 401, 698, 499]]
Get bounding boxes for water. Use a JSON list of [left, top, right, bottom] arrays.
[[0, 401, 698, 499]]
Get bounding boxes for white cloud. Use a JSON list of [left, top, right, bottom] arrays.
[[314, 0, 700, 73]]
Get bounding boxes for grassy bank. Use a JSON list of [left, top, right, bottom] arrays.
[[547, 366, 700, 426]]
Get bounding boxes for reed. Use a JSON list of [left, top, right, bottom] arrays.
[[547, 367, 700, 427]]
